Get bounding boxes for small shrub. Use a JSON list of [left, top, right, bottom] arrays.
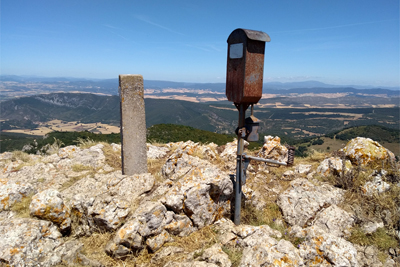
[[75, 137, 96, 149], [348, 227, 398, 251], [11, 151, 31, 162], [241, 203, 283, 227], [222, 245, 243, 267]]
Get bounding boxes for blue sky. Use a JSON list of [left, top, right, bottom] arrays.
[[1, 0, 399, 87]]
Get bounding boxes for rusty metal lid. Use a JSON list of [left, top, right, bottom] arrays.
[[227, 28, 270, 43]]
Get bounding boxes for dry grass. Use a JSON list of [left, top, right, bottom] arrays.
[[166, 225, 218, 252], [11, 151, 32, 162], [9, 151, 40, 172], [75, 137, 97, 149], [102, 143, 122, 170], [43, 137, 64, 155], [79, 232, 137, 267], [241, 202, 283, 227], [59, 172, 94, 191], [71, 164, 93, 172], [10, 194, 33, 218], [147, 158, 165, 184]]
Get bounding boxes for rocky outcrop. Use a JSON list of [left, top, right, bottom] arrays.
[[29, 189, 71, 233], [105, 201, 171, 257], [161, 166, 233, 228], [277, 178, 345, 227], [0, 137, 398, 266], [342, 137, 396, 166], [258, 135, 288, 163]]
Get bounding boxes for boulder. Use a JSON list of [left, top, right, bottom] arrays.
[[311, 204, 354, 237], [316, 157, 352, 177], [258, 135, 288, 164], [29, 189, 71, 233], [277, 178, 344, 227], [105, 201, 171, 257], [298, 226, 358, 267], [162, 153, 210, 181], [161, 166, 233, 228], [342, 137, 395, 166], [164, 213, 196, 236], [63, 172, 155, 235], [88, 194, 130, 231], [0, 218, 62, 266], [197, 243, 231, 267], [146, 230, 172, 252], [239, 238, 304, 267]]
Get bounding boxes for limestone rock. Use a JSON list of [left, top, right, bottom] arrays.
[[64, 172, 155, 235], [362, 173, 390, 196], [258, 135, 288, 164], [362, 220, 384, 234], [0, 218, 63, 266], [220, 139, 248, 172], [151, 246, 185, 264], [146, 230, 171, 252], [165, 261, 219, 267], [277, 178, 344, 227], [148, 144, 169, 159], [311, 204, 354, 237], [54, 239, 104, 267], [29, 189, 71, 233], [299, 227, 358, 267], [0, 179, 37, 211], [237, 224, 282, 248], [161, 166, 233, 228], [239, 238, 304, 267], [342, 137, 395, 166], [316, 157, 352, 177], [70, 193, 96, 237], [162, 152, 211, 180], [105, 201, 171, 257], [106, 172, 155, 200], [197, 243, 231, 267], [58, 145, 81, 159], [88, 194, 130, 231], [164, 213, 196, 236], [355, 245, 384, 267], [295, 164, 312, 175], [282, 170, 295, 180]]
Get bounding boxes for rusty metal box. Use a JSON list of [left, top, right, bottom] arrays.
[[226, 28, 270, 104]]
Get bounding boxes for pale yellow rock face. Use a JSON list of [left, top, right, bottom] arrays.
[[342, 137, 395, 166]]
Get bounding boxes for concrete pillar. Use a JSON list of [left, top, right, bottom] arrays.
[[119, 74, 148, 175]]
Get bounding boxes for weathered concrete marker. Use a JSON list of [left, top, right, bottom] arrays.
[[119, 74, 148, 175]]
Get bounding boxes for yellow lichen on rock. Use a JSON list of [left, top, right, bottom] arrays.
[[342, 137, 395, 166]]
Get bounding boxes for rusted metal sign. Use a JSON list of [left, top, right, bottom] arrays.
[[226, 28, 271, 104]]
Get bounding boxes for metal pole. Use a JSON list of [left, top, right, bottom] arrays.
[[234, 103, 246, 225]]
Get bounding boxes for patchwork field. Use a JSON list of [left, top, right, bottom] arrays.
[[2, 120, 120, 136]]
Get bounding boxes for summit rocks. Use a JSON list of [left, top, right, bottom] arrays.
[[0, 137, 398, 266]]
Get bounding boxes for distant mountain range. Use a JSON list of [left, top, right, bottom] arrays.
[[1, 75, 399, 99]]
